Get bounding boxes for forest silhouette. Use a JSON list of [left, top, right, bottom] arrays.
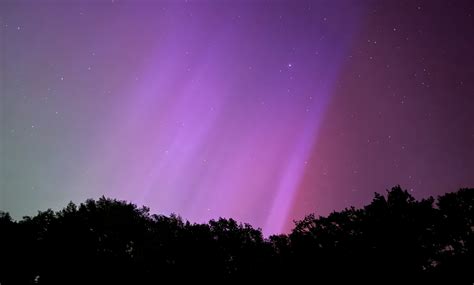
[[0, 186, 472, 284]]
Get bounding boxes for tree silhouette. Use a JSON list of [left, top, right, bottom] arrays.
[[0, 186, 472, 284]]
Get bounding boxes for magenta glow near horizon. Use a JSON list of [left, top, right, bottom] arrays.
[[2, 1, 474, 235]]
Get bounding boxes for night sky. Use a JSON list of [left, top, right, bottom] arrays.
[[1, 0, 473, 235]]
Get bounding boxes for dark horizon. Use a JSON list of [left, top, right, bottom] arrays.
[[1, 185, 472, 283], [0, 184, 469, 232]]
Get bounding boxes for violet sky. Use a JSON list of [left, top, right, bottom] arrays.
[[1, 0, 473, 235]]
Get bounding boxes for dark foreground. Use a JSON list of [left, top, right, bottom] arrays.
[[0, 186, 472, 284]]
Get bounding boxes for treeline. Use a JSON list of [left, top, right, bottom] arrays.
[[0, 186, 472, 284]]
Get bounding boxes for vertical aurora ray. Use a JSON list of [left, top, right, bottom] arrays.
[[263, 37, 361, 234], [73, 2, 364, 234]]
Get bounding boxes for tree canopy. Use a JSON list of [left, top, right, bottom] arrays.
[[0, 186, 472, 284]]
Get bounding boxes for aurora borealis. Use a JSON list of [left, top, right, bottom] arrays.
[[1, 0, 473, 235]]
